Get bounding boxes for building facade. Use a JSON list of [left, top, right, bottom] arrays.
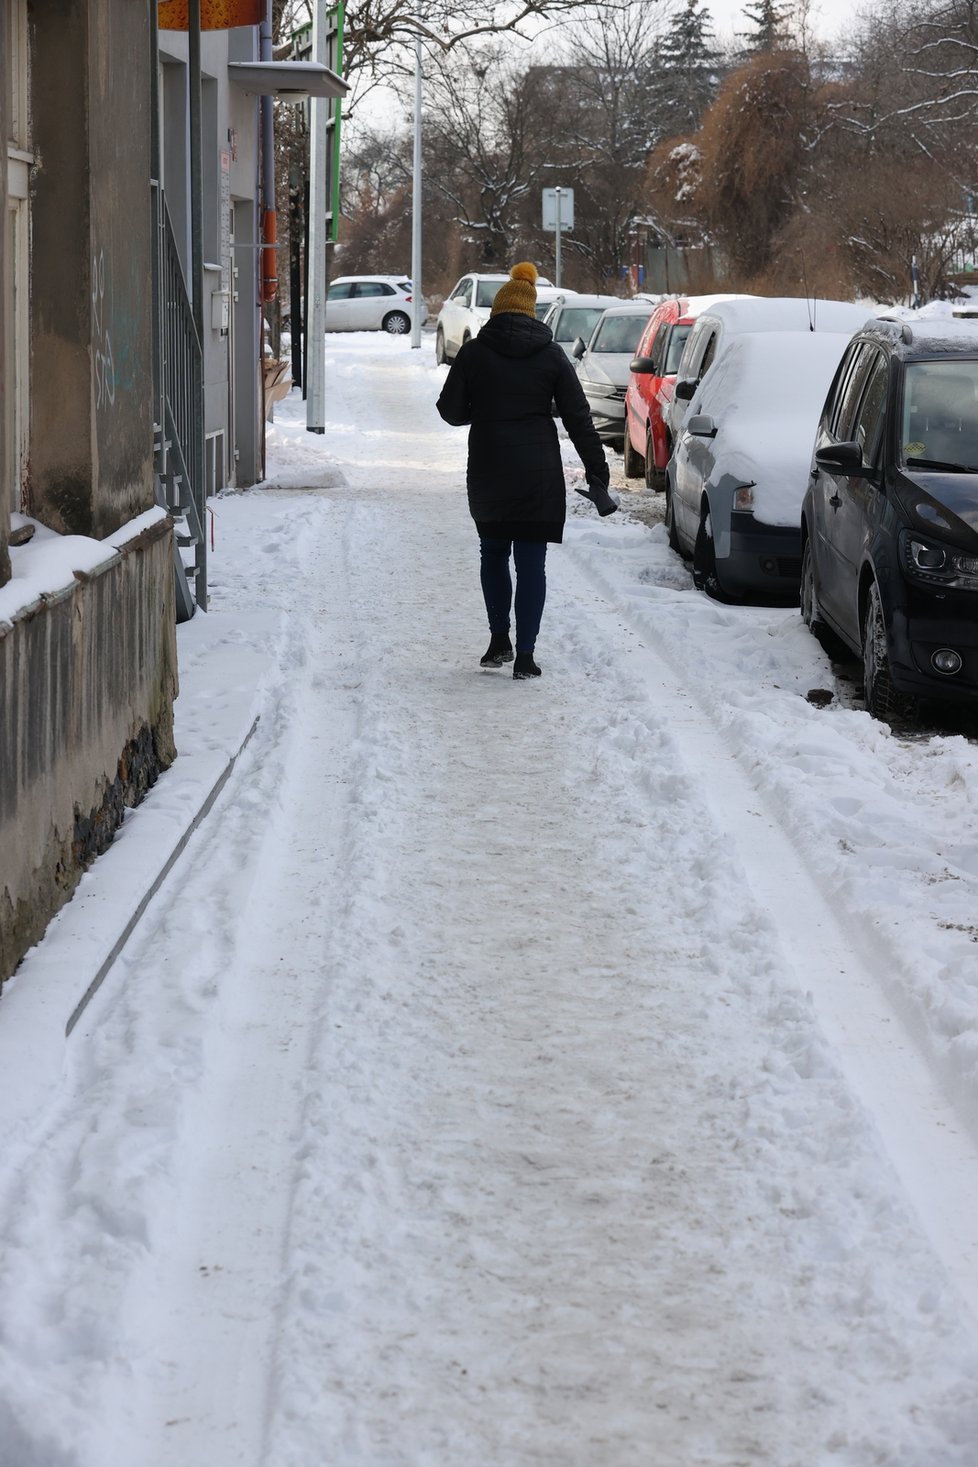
[[1, 1, 343, 986]]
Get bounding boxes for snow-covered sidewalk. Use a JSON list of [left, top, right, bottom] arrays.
[[3, 335, 978, 1466]]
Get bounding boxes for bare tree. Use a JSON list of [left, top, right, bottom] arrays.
[[275, 0, 641, 91], [419, 44, 567, 273]]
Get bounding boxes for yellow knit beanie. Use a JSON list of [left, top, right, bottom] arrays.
[[490, 261, 538, 318]]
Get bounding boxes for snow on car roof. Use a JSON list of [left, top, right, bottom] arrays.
[[696, 328, 860, 528], [693, 296, 872, 336]]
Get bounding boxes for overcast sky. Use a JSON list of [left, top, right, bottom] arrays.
[[709, 0, 852, 44]]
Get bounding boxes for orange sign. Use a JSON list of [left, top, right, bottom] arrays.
[[158, 0, 263, 29]]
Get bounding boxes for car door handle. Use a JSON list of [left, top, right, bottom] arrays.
[[828, 492, 842, 508]]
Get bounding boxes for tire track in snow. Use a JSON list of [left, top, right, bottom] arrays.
[[563, 539, 978, 1326], [254, 487, 978, 1466]]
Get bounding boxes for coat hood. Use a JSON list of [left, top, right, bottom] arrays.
[[477, 313, 554, 360]]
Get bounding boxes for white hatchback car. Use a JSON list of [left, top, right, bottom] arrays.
[[324, 275, 426, 335], [435, 271, 554, 363]]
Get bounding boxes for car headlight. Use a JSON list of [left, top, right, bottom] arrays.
[[901, 529, 978, 590], [581, 382, 620, 399]]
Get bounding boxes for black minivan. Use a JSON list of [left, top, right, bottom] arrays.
[[801, 316, 978, 720]]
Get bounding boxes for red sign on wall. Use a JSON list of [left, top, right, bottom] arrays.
[[158, 0, 263, 30]]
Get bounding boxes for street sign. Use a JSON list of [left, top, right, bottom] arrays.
[[542, 187, 574, 232]]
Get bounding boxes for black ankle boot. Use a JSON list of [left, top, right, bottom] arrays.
[[480, 633, 514, 667], [513, 652, 541, 680]]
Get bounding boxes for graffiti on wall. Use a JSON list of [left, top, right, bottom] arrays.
[[92, 248, 116, 410]]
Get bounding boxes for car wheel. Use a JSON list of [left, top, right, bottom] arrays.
[[862, 579, 916, 724], [800, 537, 826, 633], [622, 426, 644, 478], [692, 502, 729, 600], [664, 482, 681, 554], [462, 331, 472, 347], [435, 328, 448, 365], [644, 428, 665, 491], [383, 311, 410, 334]]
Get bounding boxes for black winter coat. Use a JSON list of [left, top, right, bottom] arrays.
[[436, 313, 610, 543]]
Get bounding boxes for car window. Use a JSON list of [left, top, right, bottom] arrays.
[[327, 282, 353, 301], [664, 323, 692, 374], [555, 307, 606, 343], [353, 282, 392, 297], [591, 314, 649, 354], [852, 353, 888, 464], [675, 320, 707, 381], [697, 331, 718, 380], [902, 358, 978, 469], [649, 323, 670, 368], [397, 281, 412, 292], [831, 343, 875, 440], [450, 280, 472, 303], [476, 280, 506, 307]]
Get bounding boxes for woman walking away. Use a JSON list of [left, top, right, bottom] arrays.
[[436, 261, 617, 681]]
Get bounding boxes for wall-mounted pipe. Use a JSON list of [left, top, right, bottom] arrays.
[[260, 0, 277, 304]]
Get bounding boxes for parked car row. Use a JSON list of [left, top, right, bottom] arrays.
[[625, 293, 978, 722]]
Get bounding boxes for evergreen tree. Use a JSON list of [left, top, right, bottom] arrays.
[[737, 0, 791, 53], [657, 1, 721, 134]]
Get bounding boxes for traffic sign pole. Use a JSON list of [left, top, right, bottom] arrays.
[[555, 187, 562, 288]]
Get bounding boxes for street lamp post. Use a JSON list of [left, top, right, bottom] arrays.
[[410, 30, 423, 349]]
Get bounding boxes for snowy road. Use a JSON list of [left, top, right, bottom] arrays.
[[3, 335, 978, 1465]]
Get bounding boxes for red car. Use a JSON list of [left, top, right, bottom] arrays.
[[623, 297, 695, 489]]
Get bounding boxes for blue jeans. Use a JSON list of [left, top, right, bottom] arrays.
[[479, 538, 548, 654]]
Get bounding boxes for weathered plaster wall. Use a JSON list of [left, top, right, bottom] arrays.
[[29, 0, 154, 538], [0, 517, 178, 985]]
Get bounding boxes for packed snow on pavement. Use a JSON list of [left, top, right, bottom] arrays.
[[3, 330, 978, 1466]]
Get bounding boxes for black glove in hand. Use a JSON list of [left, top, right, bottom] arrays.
[[575, 480, 619, 517]]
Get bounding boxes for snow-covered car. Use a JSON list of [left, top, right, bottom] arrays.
[[665, 298, 872, 601], [624, 294, 752, 488], [542, 292, 622, 358], [324, 275, 426, 335], [802, 315, 978, 720], [435, 270, 554, 363], [572, 301, 658, 447], [533, 284, 578, 320]]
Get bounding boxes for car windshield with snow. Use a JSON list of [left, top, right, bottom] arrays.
[[801, 316, 978, 721], [664, 297, 871, 601]]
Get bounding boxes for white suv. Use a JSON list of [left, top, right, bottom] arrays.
[[435, 271, 554, 363], [324, 275, 427, 335]]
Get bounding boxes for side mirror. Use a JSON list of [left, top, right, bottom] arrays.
[[572, 337, 586, 360], [815, 441, 862, 473], [674, 379, 696, 401], [629, 355, 657, 374], [687, 414, 717, 438]]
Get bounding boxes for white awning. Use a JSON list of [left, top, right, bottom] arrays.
[[227, 61, 348, 99]]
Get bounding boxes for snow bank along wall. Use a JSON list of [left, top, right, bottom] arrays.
[[0, 527, 178, 984], [0, 1, 178, 986]]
